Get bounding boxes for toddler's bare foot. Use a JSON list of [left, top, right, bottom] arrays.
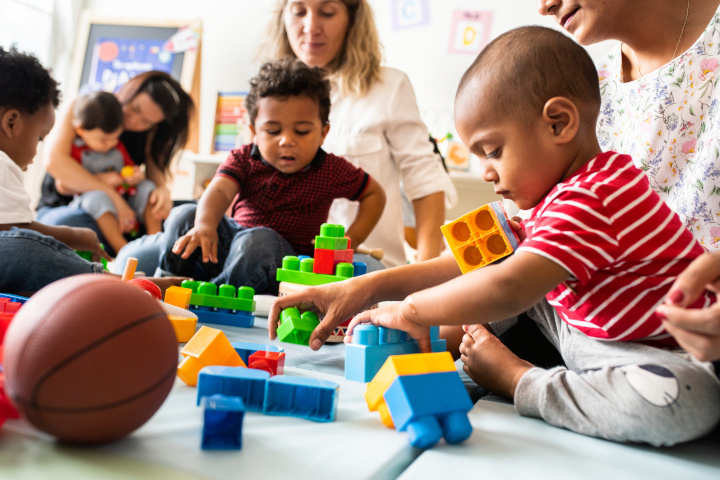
[[459, 324, 533, 399]]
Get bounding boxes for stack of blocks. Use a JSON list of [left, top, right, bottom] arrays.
[[179, 280, 256, 328], [0, 293, 25, 428], [441, 201, 520, 274], [276, 223, 368, 344], [345, 324, 447, 382], [365, 352, 473, 449], [197, 365, 339, 422]]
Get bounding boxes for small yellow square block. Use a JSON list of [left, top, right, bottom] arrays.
[[441, 202, 520, 274], [165, 286, 193, 309], [168, 314, 197, 343], [177, 326, 246, 386], [365, 352, 456, 427]]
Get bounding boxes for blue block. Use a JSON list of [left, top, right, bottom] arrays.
[[0, 293, 28, 304], [231, 342, 284, 364], [191, 306, 255, 328], [383, 371, 473, 449], [352, 261, 367, 276], [344, 325, 446, 382], [201, 394, 245, 450], [197, 366, 270, 412], [263, 376, 339, 422]]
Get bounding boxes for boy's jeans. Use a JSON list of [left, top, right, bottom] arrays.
[[0, 227, 104, 294]]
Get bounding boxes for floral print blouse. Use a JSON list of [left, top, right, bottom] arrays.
[[597, 5, 720, 250]]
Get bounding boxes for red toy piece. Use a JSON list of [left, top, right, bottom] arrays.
[[248, 351, 285, 376], [0, 370, 20, 427], [313, 248, 353, 275], [128, 278, 162, 300]]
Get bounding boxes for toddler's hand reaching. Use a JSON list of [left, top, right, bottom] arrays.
[[344, 301, 432, 353], [172, 224, 219, 263]]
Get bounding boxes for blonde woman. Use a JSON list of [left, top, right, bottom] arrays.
[[260, 0, 457, 268]]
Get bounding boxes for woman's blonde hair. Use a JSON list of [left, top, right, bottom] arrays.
[[259, 0, 382, 97]]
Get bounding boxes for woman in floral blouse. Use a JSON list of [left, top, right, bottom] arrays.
[[538, 0, 720, 362]]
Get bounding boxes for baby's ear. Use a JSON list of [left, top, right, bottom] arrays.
[[0, 108, 21, 137], [542, 97, 579, 144]]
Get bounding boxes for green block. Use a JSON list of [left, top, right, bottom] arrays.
[[276, 256, 352, 286], [74, 250, 108, 270], [181, 280, 255, 312], [277, 307, 320, 346], [315, 236, 349, 250]]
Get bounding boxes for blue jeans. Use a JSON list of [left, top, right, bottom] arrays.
[[158, 204, 296, 294], [0, 227, 104, 294], [37, 206, 112, 254]]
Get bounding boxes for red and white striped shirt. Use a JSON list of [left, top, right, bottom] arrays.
[[519, 151, 715, 347]]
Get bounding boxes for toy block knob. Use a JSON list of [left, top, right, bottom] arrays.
[[379, 327, 402, 345], [280, 307, 301, 324], [406, 416, 443, 449], [335, 263, 354, 278], [353, 324, 379, 345], [300, 257, 314, 272], [237, 286, 255, 300], [182, 279, 201, 293], [219, 284, 236, 298], [320, 223, 345, 237], [440, 411, 473, 444], [282, 256, 300, 270], [198, 282, 218, 296]]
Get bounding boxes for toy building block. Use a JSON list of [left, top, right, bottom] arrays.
[[168, 314, 198, 343], [263, 375, 339, 422], [383, 371, 473, 449], [314, 223, 350, 250], [231, 342, 284, 365], [313, 248, 354, 275], [0, 369, 20, 428], [441, 201, 521, 274], [248, 351, 285, 376], [365, 351, 457, 428], [276, 256, 354, 286], [276, 307, 320, 346], [345, 325, 447, 383], [165, 286, 193, 309], [180, 281, 255, 328], [177, 326, 246, 386], [197, 366, 270, 411], [74, 250, 108, 270], [200, 394, 245, 450]]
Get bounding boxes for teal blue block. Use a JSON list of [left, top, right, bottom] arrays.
[[263, 376, 339, 422]]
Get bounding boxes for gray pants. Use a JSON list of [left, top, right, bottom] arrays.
[[69, 179, 155, 221], [514, 300, 720, 446]]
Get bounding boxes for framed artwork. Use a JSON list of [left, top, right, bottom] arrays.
[[448, 10, 493, 55], [446, 140, 471, 171]]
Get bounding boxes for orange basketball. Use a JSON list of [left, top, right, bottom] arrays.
[[3, 275, 178, 445]]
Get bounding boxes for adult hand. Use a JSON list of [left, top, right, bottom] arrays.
[[96, 171, 124, 188], [656, 251, 720, 361], [172, 224, 218, 263], [148, 186, 173, 221], [268, 276, 377, 350], [344, 301, 432, 353], [69, 227, 113, 263]]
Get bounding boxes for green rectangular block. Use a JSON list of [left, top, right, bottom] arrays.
[[315, 236, 349, 250], [276, 268, 346, 286]]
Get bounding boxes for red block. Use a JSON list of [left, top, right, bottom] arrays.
[[313, 248, 354, 275], [248, 351, 286, 376], [0, 371, 20, 428]]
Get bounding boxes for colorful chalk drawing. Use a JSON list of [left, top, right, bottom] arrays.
[[448, 10, 493, 55], [390, 0, 430, 30]]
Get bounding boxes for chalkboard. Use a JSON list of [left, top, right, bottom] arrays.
[[69, 11, 202, 151]]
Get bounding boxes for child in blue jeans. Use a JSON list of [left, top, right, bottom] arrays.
[[159, 58, 385, 294]]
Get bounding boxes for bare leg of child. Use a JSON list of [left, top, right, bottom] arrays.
[[96, 212, 128, 254], [440, 325, 465, 360], [144, 207, 162, 235], [459, 323, 533, 399]]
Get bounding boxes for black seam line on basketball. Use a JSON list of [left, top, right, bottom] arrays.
[[12, 364, 177, 413], [23, 311, 169, 408]]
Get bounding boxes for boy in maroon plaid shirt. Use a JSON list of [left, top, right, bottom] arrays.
[[158, 58, 385, 294]]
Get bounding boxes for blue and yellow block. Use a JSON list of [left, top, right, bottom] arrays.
[[441, 201, 520, 274], [344, 325, 447, 383], [181, 280, 255, 328], [365, 352, 473, 449]]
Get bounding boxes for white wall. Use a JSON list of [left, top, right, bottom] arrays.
[[82, 0, 616, 156]]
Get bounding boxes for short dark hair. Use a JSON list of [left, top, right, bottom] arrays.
[[245, 58, 331, 126], [73, 91, 123, 133], [0, 45, 60, 113], [457, 26, 601, 122]]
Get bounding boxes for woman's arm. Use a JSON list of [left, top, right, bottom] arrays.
[[144, 153, 173, 220], [345, 177, 385, 249], [412, 191, 445, 261]]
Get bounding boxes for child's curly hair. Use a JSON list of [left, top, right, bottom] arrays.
[[0, 46, 60, 113], [245, 58, 331, 126]]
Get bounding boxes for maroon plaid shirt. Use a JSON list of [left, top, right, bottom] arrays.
[[216, 144, 369, 255]]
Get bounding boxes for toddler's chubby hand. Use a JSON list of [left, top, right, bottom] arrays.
[[344, 301, 432, 353], [172, 224, 218, 263], [510, 216, 527, 242], [121, 165, 145, 186]]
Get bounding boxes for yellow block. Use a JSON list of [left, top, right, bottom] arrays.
[[177, 326, 246, 386], [365, 352, 456, 428], [165, 286, 193, 309], [168, 315, 197, 343]]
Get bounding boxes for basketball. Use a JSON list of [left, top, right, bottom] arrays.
[[3, 274, 178, 445]]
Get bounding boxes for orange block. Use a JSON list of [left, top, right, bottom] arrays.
[[168, 315, 197, 343], [165, 286, 193, 310], [177, 326, 246, 386]]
